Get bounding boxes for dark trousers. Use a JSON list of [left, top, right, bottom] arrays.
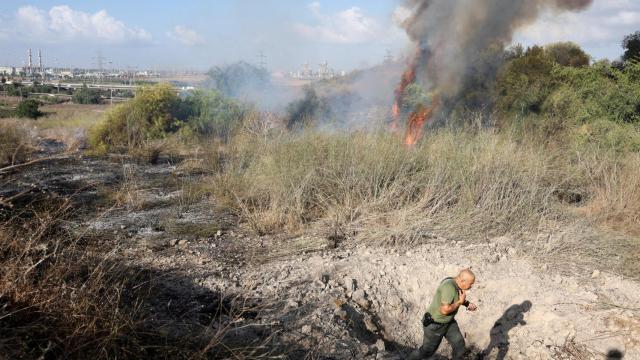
[[407, 320, 466, 360]]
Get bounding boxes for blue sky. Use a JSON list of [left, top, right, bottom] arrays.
[[1, 1, 638, 71]]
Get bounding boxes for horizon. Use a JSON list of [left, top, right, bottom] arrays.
[[0, 1, 638, 72]]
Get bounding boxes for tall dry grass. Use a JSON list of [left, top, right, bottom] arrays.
[[206, 128, 577, 242], [577, 152, 640, 236], [205, 123, 640, 245], [0, 120, 34, 166]]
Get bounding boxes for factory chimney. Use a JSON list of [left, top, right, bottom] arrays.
[[28, 48, 33, 75]]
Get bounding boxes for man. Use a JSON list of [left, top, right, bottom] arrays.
[[408, 269, 478, 360]]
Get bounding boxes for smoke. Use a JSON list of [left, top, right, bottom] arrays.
[[400, 0, 593, 98]]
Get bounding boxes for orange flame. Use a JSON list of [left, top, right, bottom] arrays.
[[404, 97, 440, 146], [391, 57, 418, 131]]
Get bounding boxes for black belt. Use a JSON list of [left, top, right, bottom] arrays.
[[422, 312, 449, 326]]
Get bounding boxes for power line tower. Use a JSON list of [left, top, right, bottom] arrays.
[[257, 50, 267, 70], [384, 49, 393, 65], [95, 50, 105, 72], [93, 50, 106, 84]]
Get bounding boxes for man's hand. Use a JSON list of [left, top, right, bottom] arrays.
[[458, 290, 467, 306], [467, 303, 478, 312]]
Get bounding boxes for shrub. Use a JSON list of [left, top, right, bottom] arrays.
[[0, 121, 33, 166], [73, 84, 102, 104], [183, 89, 245, 141], [15, 99, 43, 119], [545, 42, 590, 67], [285, 87, 329, 130], [495, 46, 556, 115], [205, 61, 271, 98], [544, 62, 640, 124], [5, 83, 27, 97], [401, 83, 430, 114], [89, 83, 186, 152]]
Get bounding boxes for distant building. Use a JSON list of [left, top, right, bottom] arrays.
[[289, 61, 344, 80], [0, 66, 15, 76]]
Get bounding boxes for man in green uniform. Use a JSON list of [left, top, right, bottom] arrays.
[[408, 269, 478, 360]]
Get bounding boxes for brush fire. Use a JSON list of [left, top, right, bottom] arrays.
[[391, 0, 593, 146]]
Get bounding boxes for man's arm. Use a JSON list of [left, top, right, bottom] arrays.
[[439, 289, 466, 315], [439, 300, 464, 315]]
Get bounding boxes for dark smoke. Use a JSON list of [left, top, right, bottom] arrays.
[[400, 0, 594, 99]]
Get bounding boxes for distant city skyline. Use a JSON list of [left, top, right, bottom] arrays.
[[1, 1, 638, 71]]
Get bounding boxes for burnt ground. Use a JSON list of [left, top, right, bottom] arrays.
[[2, 140, 639, 359]]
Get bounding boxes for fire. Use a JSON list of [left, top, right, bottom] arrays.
[[390, 47, 440, 146], [404, 97, 439, 146], [390, 56, 418, 131]]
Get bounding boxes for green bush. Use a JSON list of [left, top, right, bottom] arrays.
[[15, 99, 42, 119], [543, 62, 640, 124], [89, 84, 248, 153], [89, 83, 185, 152], [495, 46, 556, 115], [401, 83, 430, 114], [205, 61, 271, 98], [285, 87, 329, 130], [73, 85, 102, 104], [545, 42, 590, 67], [495, 43, 640, 143], [183, 89, 245, 141]]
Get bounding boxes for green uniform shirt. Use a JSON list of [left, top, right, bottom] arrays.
[[427, 278, 460, 324]]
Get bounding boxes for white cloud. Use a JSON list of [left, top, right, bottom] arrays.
[[167, 25, 205, 46], [8, 5, 151, 44], [514, 0, 640, 58], [294, 2, 384, 44], [16, 6, 48, 34]]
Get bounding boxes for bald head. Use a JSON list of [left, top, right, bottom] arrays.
[[455, 269, 476, 290]]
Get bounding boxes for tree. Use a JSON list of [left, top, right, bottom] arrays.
[[73, 84, 102, 104], [205, 62, 271, 98], [495, 46, 556, 114], [545, 42, 590, 67], [89, 83, 187, 151], [15, 99, 43, 119], [285, 87, 329, 129], [184, 89, 245, 141], [623, 31, 640, 62]]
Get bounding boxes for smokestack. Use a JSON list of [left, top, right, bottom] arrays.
[[38, 49, 43, 74], [28, 48, 32, 75]]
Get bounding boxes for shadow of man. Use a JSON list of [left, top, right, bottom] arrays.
[[482, 300, 532, 360]]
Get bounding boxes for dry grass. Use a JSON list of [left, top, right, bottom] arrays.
[[0, 120, 34, 166], [0, 194, 281, 359], [577, 152, 640, 236], [201, 124, 640, 274], [207, 129, 570, 242], [37, 103, 109, 130]]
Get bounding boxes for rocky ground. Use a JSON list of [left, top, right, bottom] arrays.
[[2, 139, 639, 359]]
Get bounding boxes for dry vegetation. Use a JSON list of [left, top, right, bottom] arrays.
[[205, 127, 639, 242], [0, 197, 279, 359], [0, 120, 34, 166]]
